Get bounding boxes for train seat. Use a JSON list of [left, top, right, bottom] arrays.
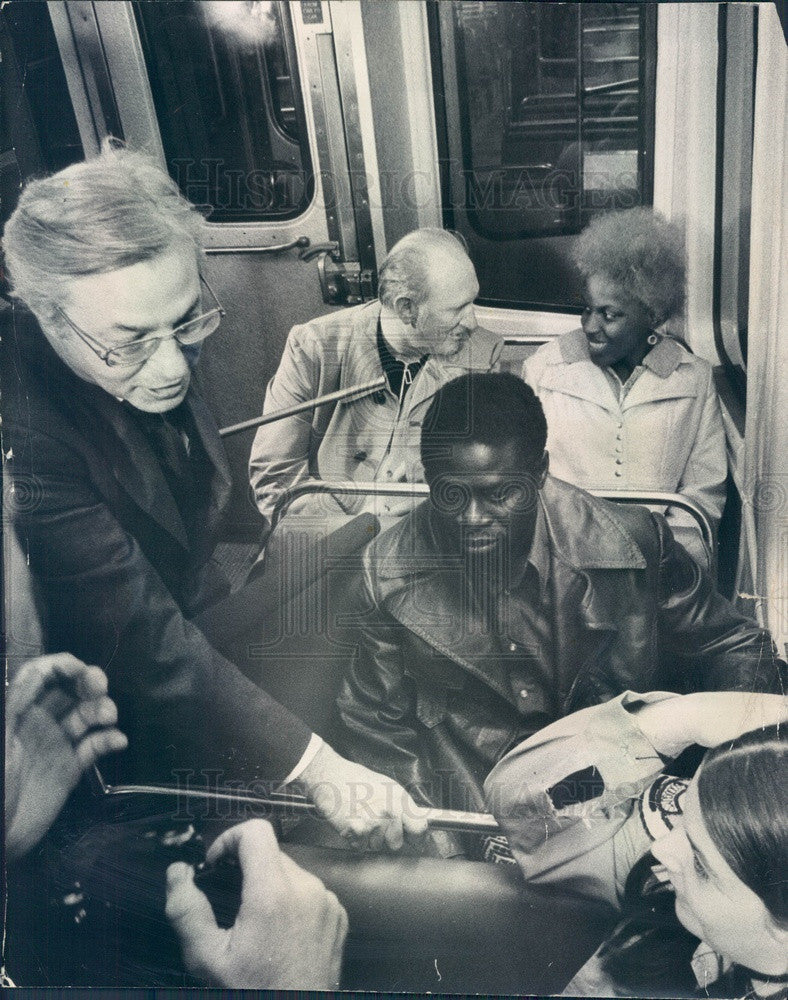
[[200, 510, 378, 740], [33, 810, 615, 992]]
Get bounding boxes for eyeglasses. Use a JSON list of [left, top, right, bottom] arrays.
[[55, 274, 226, 368]]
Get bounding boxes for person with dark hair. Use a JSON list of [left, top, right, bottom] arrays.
[[336, 371, 784, 857], [1, 144, 428, 850], [486, 691, 788, 997], [249, 228, 501, 536], [523, 208, 726, 565]]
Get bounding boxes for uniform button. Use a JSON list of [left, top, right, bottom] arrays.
[[614, 470, 623, 477], [518, 689, 529, 699], [353, 450, 367, 462], [616, 433, 622, 441], [615, 458, 624, 465], [508, 642, 517, 652]]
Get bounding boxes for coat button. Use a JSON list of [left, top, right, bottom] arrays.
[[508, 642, 517, 652], [615, 458, 624, 465], [614, 470, 623, 477], [518, 689, 529, 699], [353, 450, 367, 462]]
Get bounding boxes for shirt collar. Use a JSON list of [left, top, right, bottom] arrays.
[[559, 327, 688, 378], [376, 319, 428, 375], [507, 499, 551, 597]]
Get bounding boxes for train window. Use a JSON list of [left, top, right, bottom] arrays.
[[431, 1, 656, 310], [0, 3, 83, 226], [132, 0, 313, 223]]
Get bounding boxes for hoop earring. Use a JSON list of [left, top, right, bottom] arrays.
[[647, 333, 660, 346]]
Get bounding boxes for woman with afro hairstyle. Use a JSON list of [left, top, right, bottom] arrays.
[[523, 208, 726, 565]]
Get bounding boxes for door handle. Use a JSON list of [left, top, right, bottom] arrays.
[[317, 252, 376, 305], [299, 241, 339, 262], [206, 236, 311, 255]]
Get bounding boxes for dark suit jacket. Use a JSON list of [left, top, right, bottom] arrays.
[[1, 301, 311, 784], [336, 477, 785, 814]]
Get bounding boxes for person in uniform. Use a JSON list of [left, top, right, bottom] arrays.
[[486, 690, 788, 998]]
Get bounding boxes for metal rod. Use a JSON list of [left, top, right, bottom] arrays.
[[270, 480, 714, 548], [99, 783, 500, 834], [219, 376, 387, 438]]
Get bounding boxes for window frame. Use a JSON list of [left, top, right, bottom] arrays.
[[55, 0, 332, 250], [130, 0, 316, 226], [428, 0, 657, 313]]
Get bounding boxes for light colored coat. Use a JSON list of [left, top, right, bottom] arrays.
[[250, 301, 502, 530], [523, 329, 727, 559]]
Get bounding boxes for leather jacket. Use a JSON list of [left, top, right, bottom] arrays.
[[336, 477, 785, 822]]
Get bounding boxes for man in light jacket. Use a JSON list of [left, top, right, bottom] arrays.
[[249, 228, 502, 537]]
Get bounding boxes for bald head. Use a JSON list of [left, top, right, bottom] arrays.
[[378, 229, 473, 309], [377, 229, 479, 359]]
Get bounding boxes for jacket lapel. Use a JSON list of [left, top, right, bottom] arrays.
[[388, 566, 514, 700], [341, 301, 387, 389], [622, 362, 698, 410], [539, 357, 620, 413], [375, 507, 514, 699], [405, 356, 445, 414], [540, 477, 647, 704]]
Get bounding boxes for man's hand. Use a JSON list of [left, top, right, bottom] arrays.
[[298, 743, 429, 850], [166, 819, 348, 989], [5, 653, 128, 860]]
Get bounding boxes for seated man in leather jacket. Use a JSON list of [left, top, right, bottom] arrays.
[[336, 372, 785, 855]]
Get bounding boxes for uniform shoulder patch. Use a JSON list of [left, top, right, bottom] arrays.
[[639, 773, 689, 841]]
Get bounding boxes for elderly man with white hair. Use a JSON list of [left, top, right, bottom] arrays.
[[0, 143, 428, 851], [249, 228, 502, 535]]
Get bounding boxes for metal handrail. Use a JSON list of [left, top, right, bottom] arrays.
[[219, 377, 386, 438], [90, 769, 499, 834], [502, 335, 552, 346], [270, 480, 714, 549]]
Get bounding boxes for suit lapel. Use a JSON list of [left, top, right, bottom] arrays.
[[187, 390, 232, 517], [90, 393, 191, 549]]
